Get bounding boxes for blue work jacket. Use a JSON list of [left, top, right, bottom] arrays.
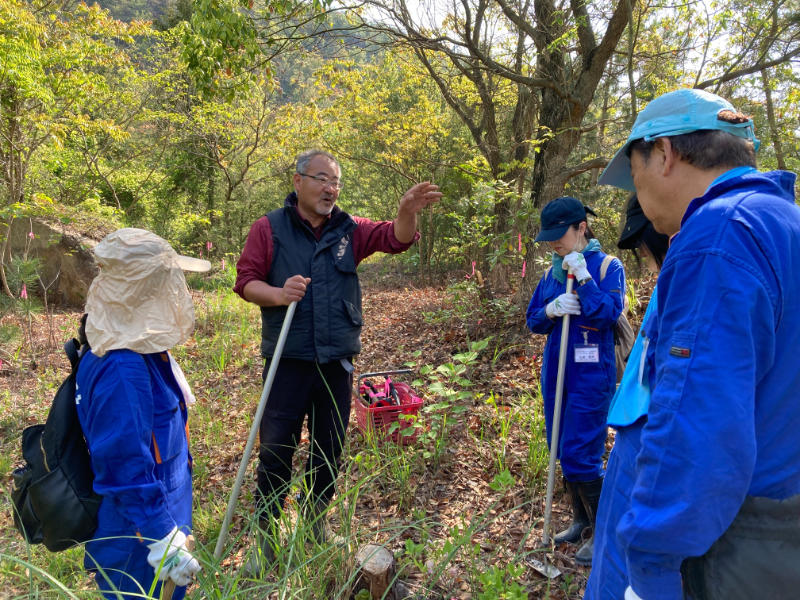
[[618, 170, 800, 600], [527, 250, 624, 479], [76, 349, 192, 596], [527, 250, 625, 403]]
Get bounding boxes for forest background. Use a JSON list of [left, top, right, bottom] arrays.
[[2, 0, 800, 597], [3, 0, 800, 302]]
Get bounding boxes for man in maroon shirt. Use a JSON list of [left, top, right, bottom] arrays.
[[234, 149, 440, 575]]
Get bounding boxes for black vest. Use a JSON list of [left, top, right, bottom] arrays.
[[260, 193, 362, 363]]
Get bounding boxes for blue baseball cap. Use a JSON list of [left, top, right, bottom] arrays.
[[599, 88, 760, 191], [535, 196, 597, 242]]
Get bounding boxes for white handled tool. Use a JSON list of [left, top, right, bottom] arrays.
[[542, 273, 576, 546], [213, 301, 297, 561]]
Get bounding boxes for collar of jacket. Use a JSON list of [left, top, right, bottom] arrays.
[[283, 191, 352, 238], [680, 170, 797, 231]]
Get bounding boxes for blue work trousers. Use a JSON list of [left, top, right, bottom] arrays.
[[85, 464, 192, 599], [585, 416, 647, 600]]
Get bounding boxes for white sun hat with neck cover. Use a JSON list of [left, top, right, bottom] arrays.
[[85, 228, 211, 357]]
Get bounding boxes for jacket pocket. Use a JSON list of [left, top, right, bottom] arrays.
[[655, 331, 696, 411], [152, 393, 184, 465], [332, 235, 357, 273], [343, 299, 363, 327]]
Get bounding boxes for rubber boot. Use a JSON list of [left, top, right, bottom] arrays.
[[241, 518, 277, 578], [575, 476, 604, 566], [304, 498, 334, 545], [554, 478, 591, 545]]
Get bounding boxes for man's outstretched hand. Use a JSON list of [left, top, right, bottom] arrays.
[[399, 182, 443, 215], [395, 182, 443, 243], [281, 275, 310, 305]]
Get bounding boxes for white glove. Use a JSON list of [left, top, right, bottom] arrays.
[[545, 293, 581, 318], [624, 586, 644, 600], [562, 252, 591, 281], [146, 527, 201, 587]]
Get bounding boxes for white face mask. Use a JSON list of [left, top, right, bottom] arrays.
[[85, 229, 210, 357], [572, 226, 587, 253]]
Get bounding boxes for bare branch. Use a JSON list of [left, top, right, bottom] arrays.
[[695, 47, 800, 89], [560, 157, 610, 183]]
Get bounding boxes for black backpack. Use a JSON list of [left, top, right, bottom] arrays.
[[11, 339, 102, 552]]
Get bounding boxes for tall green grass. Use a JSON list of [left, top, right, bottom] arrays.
[[0, 274, 577, 599]]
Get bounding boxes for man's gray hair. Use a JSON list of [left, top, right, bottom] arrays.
[[295, 149, 340, 174]]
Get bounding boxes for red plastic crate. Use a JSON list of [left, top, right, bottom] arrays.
[[353, 371, 423, 444]]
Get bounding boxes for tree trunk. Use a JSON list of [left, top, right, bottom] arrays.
[[592, 69, 613, 187], [761, 69, 786, 170], [427, 204, 435, 283], [0, 218, 15, 298]]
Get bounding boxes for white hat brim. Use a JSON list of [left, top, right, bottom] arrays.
[[176, 255, 212, 272]]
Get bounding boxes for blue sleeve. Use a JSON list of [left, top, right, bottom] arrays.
[[575, 258, 624, 329], [84, 356, 176, 542], [526, 276, 555, 335], [618, 251, 776, 600]]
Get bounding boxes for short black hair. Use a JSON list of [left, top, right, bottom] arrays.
[[626, 110, 757, 171], [633, 223, 670, 269], [570, 221, 596, 240], [79, 313, 90, 349]]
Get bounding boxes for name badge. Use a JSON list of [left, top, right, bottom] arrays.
[[575, 344, 600, 363]]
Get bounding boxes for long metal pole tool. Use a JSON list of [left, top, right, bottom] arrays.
[[542, 273, 575, 547], [213, 301, 297, 561]]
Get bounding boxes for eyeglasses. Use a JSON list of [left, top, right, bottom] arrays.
[[297, 172, 344, 191]]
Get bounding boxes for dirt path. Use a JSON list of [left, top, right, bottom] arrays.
[[0, 280, 609, 599]]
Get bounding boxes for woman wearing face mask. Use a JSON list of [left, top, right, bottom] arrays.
[[76, 229, 208, 598], [585, 196, 670, 600], [527, 196, 625, 566]]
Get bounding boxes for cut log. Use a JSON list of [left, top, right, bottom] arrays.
[[355, 544, 397, 600]]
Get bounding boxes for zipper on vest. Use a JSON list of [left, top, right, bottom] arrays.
[[40, 436, 50, 473]]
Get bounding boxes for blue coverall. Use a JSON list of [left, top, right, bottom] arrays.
[[76, 349, 193, 599], [585, 288, 658, 600], [526, 249, 624, 481], [618, 170, 800, 600]]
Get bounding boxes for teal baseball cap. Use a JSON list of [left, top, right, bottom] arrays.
[[599, 88, 760, 191]]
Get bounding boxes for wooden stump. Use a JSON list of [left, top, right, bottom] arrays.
[[355, 544, 397, 600], [475, 269, 494, 301]]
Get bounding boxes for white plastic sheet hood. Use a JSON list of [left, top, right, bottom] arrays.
[[86, 228, 210, 357]]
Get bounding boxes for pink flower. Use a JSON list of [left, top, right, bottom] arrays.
[[21, 284, 28, 299], [222, 258, 225, 270], [207, 241, 212, 251], [28, 231, 34, 239], [199, 250, 203, 258], [522, 260, 526, 278]]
